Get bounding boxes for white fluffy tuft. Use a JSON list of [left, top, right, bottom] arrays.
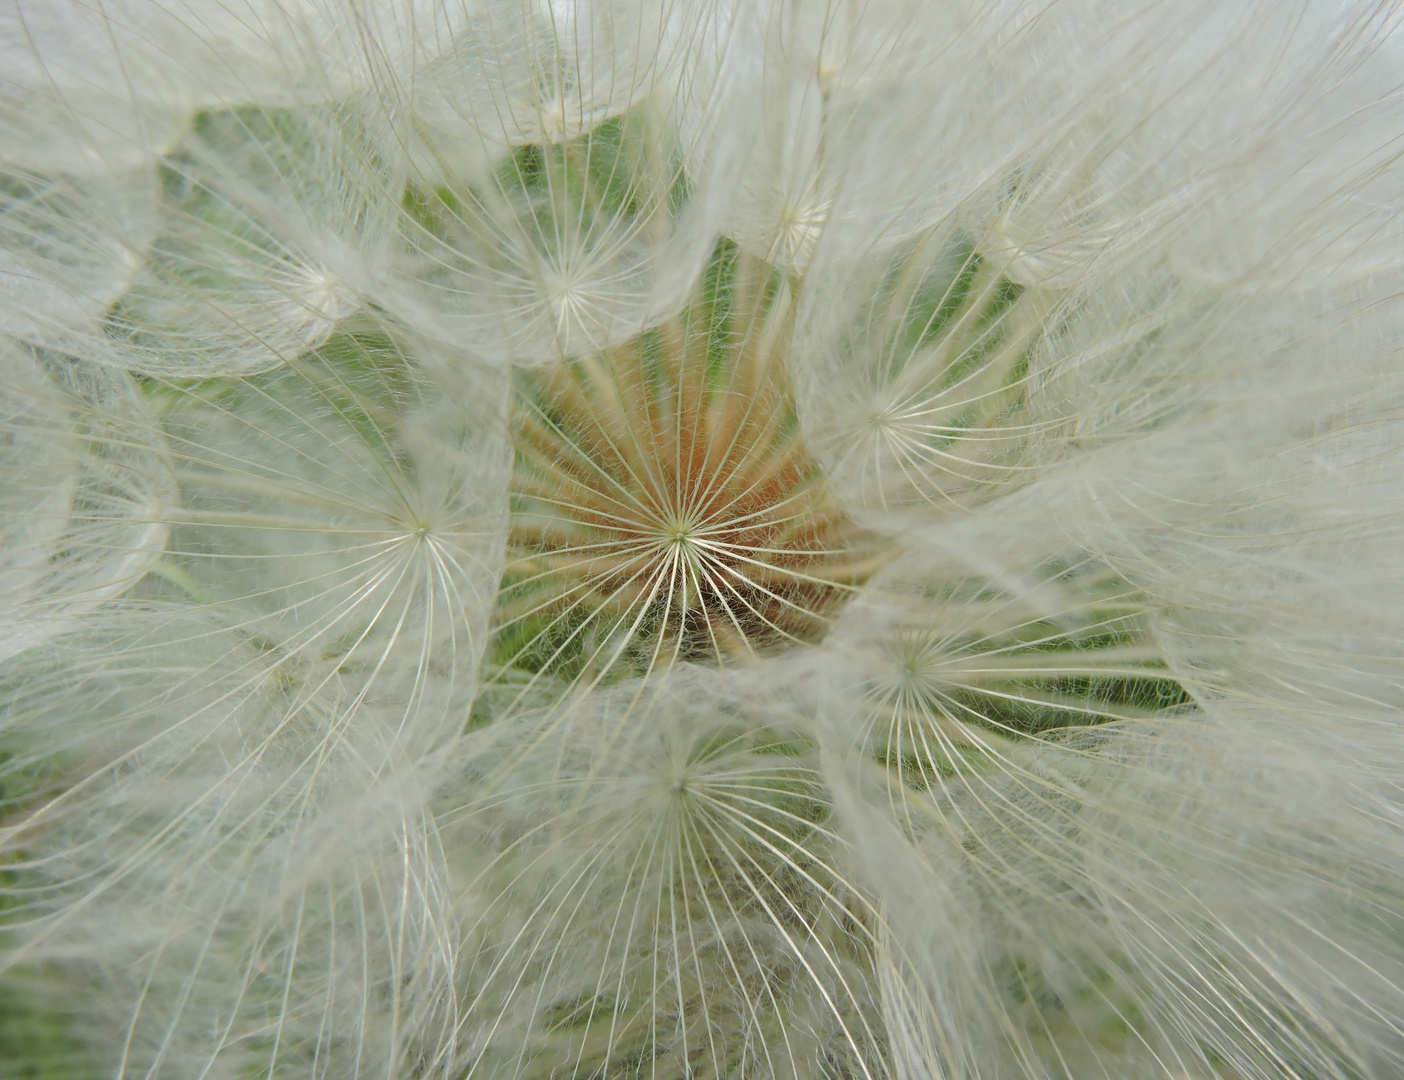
[[3, 1, 1404, 1078]]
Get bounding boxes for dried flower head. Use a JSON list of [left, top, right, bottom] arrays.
[[3, 1, 1404, 1079]]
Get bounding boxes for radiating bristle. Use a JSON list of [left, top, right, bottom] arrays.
[[495, 246, 887, 683]]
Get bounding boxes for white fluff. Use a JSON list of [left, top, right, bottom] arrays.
[[2, 1, 1403, 1078]]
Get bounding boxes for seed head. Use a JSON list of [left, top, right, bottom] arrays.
[[496, 246, 887, 681]]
